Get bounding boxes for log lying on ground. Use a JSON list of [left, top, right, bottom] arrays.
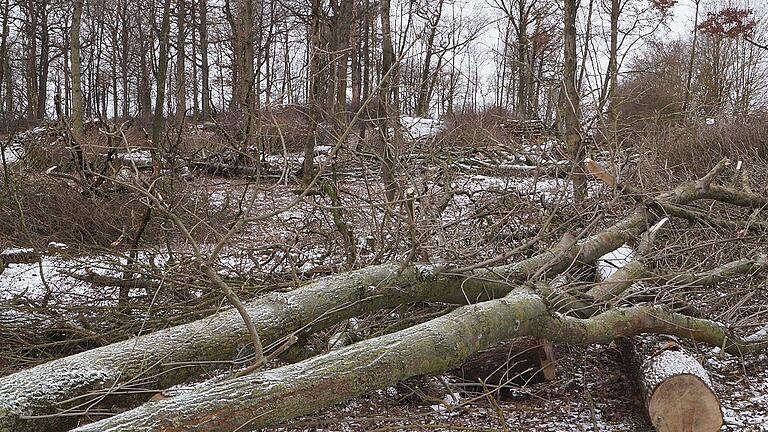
[[619, 339, 723, 432], [0, 158, 759, 431], [451, 337, 555, 389], [0, 248, 39, 275], [583, 228, 747, 432], [0, 244, 577, 432], [73, 287, 768, 432]]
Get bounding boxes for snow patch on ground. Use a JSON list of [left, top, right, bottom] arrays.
[[401, 116, 443, 140], [1, 143, 21, 165]]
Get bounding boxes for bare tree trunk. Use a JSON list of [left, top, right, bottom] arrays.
[[303, 0, 322, 180], [516, 0, 529, 118], [199, 0, 210, 120], [151, 0, 173, 149], [230, 0, 259, 168], [36, 0, 49, 120], [175, 0, 186, 122], [683, 0, 701, 115], [23, 0, 37, 120], [71, 0, 85, 140], [333, 0, 353, 123], [606, 0, 619, 142], [350, 2, 361, 108], [415, 0, 443, 117], [119, 0, 129, 118], [0, 0, 9, 120], [563, 0, 586, 202], [378, 0, 398, 203]]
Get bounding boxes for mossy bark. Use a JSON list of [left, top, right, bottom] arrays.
[[73, 290, 767, 432], [1, 163, 760, 431]]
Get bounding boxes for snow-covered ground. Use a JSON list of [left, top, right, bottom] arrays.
[[401, 116, 443, 140], [1, 144, 21, 165]]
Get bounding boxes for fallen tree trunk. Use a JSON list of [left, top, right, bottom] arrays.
[[618, 338, 723, 432], [1, 158, 760, 430], [73, 287, 768, 432], [0, 247, 576, 432], [582, 226, 743, 432]]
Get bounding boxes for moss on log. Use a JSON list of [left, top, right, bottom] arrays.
[[72, 287, 768, 432]]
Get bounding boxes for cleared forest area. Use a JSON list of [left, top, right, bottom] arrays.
[[1, 0, 768, 431]]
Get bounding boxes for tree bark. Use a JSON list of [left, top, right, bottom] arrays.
[[378, 0, 398, 203], [198, 0, 210, 120], [414, 0, 443, 117], [563, 0, 586, 202], [151, 0, 173, 149], [71, 0, 85, 141], [606, 0, 619, 141], [73, 288, 764, 432], [452, 337, 555, 388], [175, 0, 187, 122], [303, 0, 322, 180], [35, 0, 49, 120]]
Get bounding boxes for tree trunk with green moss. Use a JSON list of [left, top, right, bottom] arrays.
[[1, 159, 765, 432], [73, 287, 767, 432]]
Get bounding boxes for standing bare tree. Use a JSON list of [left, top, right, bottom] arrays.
[[563, 0, 585, 202], [71, 0, 85, 140]]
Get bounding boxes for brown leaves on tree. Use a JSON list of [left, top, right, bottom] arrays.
[[697, 8, 756, 38], [649, 0, 677, 14]]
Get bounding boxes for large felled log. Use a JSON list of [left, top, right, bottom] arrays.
[[619, 339, 723, 432], [0, 245, 577, 432], [0, 264, 419, 432], [73, 288, 768, 432]]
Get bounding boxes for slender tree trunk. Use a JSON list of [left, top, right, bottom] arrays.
[[199, 0, 210, 120], [415, 0, 443, 117], [24, 0, 38, 120], [120, 0, 129, 118], [0, 0, 9, 120], [606, 0, 619, 142], [175, 0, 186, 122], [350, 3, 361, 108], [334, 0, 353, 123], [36, 1, 49, 119], [71, 0, 85, 140], [378, 0, 398, 203], [516, 0, 528, 118], [151, 0, 173, 149], [683, 0, 701, 115], [303, 0, 322, 180], [230, 0, 258, 166], [190, 0, 199, 118], [563, 0, 586, 202]]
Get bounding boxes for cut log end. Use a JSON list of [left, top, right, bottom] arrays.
[[648, 374, 723, 432], [622, 339, 724, 432]]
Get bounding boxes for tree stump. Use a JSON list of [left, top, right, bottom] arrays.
[[619, 338, 723, 432]]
